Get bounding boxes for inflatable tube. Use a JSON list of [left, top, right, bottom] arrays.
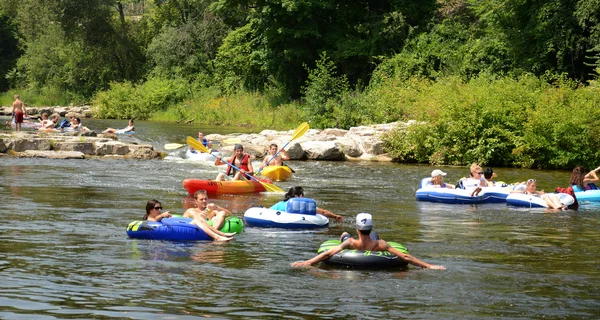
[[115, 129, 135, 134], [417, 177, 512, 204], [182, 178, 272, 195], [260, 165, 293, 182], [244, 198, 328, 229], [185, 149, 221, 162], [317, 240, 410, 268], [126, 216, 243, 241], [572, 185, 600, 202], [506, 193, 575, 208]]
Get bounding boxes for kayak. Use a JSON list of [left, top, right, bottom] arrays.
[[260, 165, 293, 181], [185, 148, 220, 162], [182, 178, 273, 195]]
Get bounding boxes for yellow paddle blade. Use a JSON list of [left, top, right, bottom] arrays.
[[291, 122, 309, 141], [186, 136, 210, 153], [260, 181, 285, 193], [164, 143, 186, 150]]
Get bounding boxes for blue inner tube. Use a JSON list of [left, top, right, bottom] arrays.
[[126, 217, 212, 241], [317, 239, 410, 268]]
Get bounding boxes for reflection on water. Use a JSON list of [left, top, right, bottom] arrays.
[[1, 121, 600, 318]]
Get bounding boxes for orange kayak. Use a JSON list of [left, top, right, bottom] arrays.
[[183, 178, 273, 195], [260, 165, 293, 181]]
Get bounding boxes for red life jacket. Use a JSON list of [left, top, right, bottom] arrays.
[[225, 153, 251, 176], [555, 186, 578, 210]]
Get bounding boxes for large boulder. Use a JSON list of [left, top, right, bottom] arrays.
[[336, 136, 362, 157], [53, 141, 95, 154], [0, 139, 6, 152], [95, 141, 130, 156], [8, 138, 52, 152], [286, 141, 306, 160], [128, 147, 161, 159], [301, 141, 346, 161]]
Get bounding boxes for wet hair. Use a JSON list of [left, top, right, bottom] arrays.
[[194, 189, 207, 199], [484, 167, 494, 180], [269, 143, 278, 149], [74, 117, 81, 124], [143, 199, 161, 220], [129, 119, 134, 123], [14, 94, 19, 99], [234, 144, 243, 151], [570, 166, 586, 189], [41, 112, 48, 119], [284, 186, 304, 201]]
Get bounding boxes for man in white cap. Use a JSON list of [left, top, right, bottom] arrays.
[[291, 213, 446, 270]]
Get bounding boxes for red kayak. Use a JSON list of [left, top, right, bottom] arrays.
[[183, 178, 274, 195]]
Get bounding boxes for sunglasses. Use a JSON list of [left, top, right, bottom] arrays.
[[154, 206, 163, 210], [527, 179, 536, 183]]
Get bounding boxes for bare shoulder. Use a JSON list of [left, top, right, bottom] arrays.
[[376, 239, 391, 250]]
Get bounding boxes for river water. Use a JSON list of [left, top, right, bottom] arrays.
[[1, 119, 599, 319]]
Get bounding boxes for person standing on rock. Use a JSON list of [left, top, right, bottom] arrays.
[[11, 95, 27, 132]]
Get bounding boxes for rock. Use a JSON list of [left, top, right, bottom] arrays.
[[336, 136, 362, 157], [0, 139, 6, 152], [286, 142, 306, 160], [301, 141, 346, 161], [321, 128, 348, 137], [8, 138, 52, 152], [53, 107, 68, 116], [128, 147, 161, 159], [53, 141, 95, 154], [95, 141, 130, 156], [22, 150, 85, 159]]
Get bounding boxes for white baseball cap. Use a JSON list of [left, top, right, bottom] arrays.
[[356, 213, 373, 231], [431, 169, 447, 177]]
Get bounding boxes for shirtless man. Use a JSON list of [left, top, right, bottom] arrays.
[[260, 143, 290, 168], [11, 95, 27, 132], [291, 213, 446, 270], [183, 189, 233, 232]]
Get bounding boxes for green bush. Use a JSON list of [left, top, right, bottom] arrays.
[[382, 74, 600, 169], [93, 77, 189, 120]]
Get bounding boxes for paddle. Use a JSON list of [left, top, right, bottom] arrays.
[[186, 136, 284, 193], [165, 143, 186, 150], [255, 122, 309, 176]]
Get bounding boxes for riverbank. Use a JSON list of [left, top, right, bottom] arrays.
[[0, 105, 94, 119]]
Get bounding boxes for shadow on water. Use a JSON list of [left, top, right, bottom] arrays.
[[1, 120, 600, 318]]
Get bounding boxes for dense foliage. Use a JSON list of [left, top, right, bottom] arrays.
[[1, 0, 600, 168]]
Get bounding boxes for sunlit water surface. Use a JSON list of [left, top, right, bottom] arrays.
[[1, 119, 599, 319]]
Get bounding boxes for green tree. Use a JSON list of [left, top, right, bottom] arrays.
[[0, 9, 20, 91]]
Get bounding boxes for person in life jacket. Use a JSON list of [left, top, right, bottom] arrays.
[[214, 144, 255, 181]]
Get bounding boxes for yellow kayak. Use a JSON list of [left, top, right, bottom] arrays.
[[260, 165, 293, 181]]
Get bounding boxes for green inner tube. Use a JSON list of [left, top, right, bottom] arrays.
[[318, 240, 409, 254]]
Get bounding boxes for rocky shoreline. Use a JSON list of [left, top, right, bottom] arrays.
[[1, 104, 409, 161], [0, 131, 162, 160], [204, 121, 413, 162]]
